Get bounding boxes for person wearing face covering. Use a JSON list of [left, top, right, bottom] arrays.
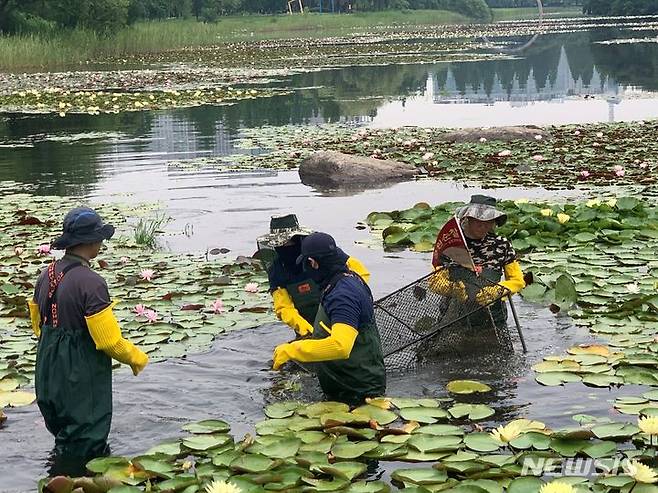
[[437, 195, 526, 330], [271, 232, 386, 405], [258, 215, 369, 338]]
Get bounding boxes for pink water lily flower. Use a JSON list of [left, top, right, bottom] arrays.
[[613, 165, 625, 177], [639, 162, 649, 169], [596, 131, 604, 138], [422, 152, 434, 161], [37, 244, 51, 255], [14, 246, 24, 256], [119, 256, 130, 264], [531, 155, 545, 162], [244, 282, 259, 293], [134, 304, 147, 316], [211, 299, 226, 314], [479, 137, 487, 143], [140, 269, 155, 281], [534, 134, 543, 140], [574, 130, 581, 136], [498, 150, 512, 157], [145, 310, 158, 323], [579, 170, 591, 178]]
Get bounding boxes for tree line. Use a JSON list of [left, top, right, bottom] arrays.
[[582, 0, 658, 15]]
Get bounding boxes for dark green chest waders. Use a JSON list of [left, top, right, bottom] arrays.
[[35, 261, 112, 461], [286, 278, 321, 326], [311, 273, 386, 407], [448, 266, 508, 331]]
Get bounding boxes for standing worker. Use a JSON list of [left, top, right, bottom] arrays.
[[27, 207, 148, 472], [272, 232, 385, 405], [258, 214, 369, 338]]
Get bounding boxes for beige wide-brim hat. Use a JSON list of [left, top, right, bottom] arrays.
[[455, 195, 507, 226], [257, 214, 314, 248]]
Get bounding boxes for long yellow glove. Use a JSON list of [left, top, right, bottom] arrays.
[[476, 261, 526, 305], [28, 299, 41, 337], [85, 301, 149, 376], [428, 268, 468, 301], [272, 287, 314, 337], [347, 257, 370, 284], [272, 322, 358, 370]]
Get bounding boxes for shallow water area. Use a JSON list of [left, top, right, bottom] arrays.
[[1, 15, 658, 492]]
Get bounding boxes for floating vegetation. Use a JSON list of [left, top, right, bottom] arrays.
[[365, 196, 658, 391], [0, 87, 288, 116], [39, 398, 658, 492], [0, 193, 275, 410]]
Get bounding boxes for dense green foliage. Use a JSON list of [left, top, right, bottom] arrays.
[[583, 0, 658, 15], [486, 0, 581, 6], [0, 0, 492, 34]]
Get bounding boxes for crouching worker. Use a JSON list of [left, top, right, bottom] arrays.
[[27, 207, 148, 470], [440, 195, 526, 329], [272, 232, 385, 405], [258, 214, 369, 338]]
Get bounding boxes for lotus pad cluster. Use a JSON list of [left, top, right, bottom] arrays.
[[41, 398, 658, 493], [0, 192, 273, 413], [365, 196, 658, 391]]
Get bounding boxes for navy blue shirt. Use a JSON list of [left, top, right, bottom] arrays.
[[323, 274, 374, 329]]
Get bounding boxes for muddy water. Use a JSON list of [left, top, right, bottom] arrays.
[[2, 23, 658, 493]]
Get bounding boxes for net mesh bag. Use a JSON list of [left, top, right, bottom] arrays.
[[374, 266, 514, 371]]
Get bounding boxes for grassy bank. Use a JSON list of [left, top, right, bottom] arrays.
[[0, 7, 585, 72]]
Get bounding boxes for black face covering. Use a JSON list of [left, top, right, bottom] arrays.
[[303, 250, 349, 288], [276, 243, 302, 269]]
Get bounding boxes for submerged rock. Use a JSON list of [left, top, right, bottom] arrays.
[[299, 151, 417, 188], [438, 126, 551, 143]]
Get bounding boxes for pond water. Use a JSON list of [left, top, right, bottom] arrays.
[[1, 17, 658, 492]]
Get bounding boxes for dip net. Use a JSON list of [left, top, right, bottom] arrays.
[[374, 266, 515, 371]]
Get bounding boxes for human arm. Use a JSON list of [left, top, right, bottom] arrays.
[[86, 301, 149, 375], [272, 322, 357, 369], [272, 287, 314, 337], [27, 299, 41, 337]]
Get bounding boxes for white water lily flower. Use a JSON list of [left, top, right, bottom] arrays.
[[479, 137, 487, 142], [205, 480, 242, 493], [626, 283, 641, 294], [625, 459, 658, 484], [596, 131, 604, 138], [539, 483, 574, 493], [557, 213, 570, 224], [639, 416, 658, 435], [498, 150, 512, 157], [534, 134, 543, 140], [540, 209, 554, 217], [586, 198, 602, 208], [422, 152, 434, 161]]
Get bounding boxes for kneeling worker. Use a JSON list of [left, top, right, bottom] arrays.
[[258, 214, 369, 338], [272, 232, 385, 405], [28, 207, 149, 467]]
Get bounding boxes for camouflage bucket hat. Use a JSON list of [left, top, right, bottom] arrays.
[[455, 195, 507, 226], [257, 214, 314, 248]]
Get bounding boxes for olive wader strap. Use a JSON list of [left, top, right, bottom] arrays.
[[45, 261, 82, 328]]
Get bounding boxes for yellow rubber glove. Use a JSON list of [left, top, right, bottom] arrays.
[[476, 285, 506, 305], [428, 268, 468, 301], [272, 322, 358, 370], [272, 287, 314, 337], [28, 299, 41, 337], [85, 301, 149, 376], [500, 261, 526, 294], [347, 256, 370, 284]]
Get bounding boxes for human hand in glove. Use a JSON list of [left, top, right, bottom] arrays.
[[273, 343, 293, 370], [130, 351, 149, 376], [428, 268, 468, 301], [475, 285, 508, 306]]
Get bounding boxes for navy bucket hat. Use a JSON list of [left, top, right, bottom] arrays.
[[52, 207, 115, 250]]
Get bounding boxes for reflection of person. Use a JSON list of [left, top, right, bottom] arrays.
[[272, 232, 385, 405], [258, 214, 369, 338], [441, 195, 526, 329], [28, 207, 148, 467]]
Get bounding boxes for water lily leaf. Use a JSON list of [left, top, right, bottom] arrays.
[[314, 461, 367, 481], [535, 372, 582, 387], [463, 433, 500, 452], [144, 440, 181, 456], [448, 404, 495, 421], [364, 442, 408, 460], [131, 457, 175, 479], [320, 412, 370, 428], [407, 434, 462, 453], [582, 440, 617, 458], [582, 373, 624, 387], [230, 454, 275, 473], [414, 424, 464, 436], [182, 434, 232, 451], [252, 437, 301, 458], [324, 426, 376, 440], [87, 457, 131, 474], [391, 468, 448, 485], [400, 407, 449, 424], [506, 477, 543, 493], [549, 438, 589, 457], [154, 475, 197, 492], [352, 405, 398, 425], [0, 390, 36, 407], [264, 401, 301, 419], [458, 480, 503, 493], [299, 402, 349, 417], [331, 441, 378, 459], [446, 380, 491, 394], [182, 419, 230, 434], [591, 422, 640, 439], [345, 481, 390, 493], [391, 398, 439, 409], [396, 450, 450, 462]]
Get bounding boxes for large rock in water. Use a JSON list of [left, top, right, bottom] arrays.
[[438, 125, 551, 143], [299, 151, 417, 188]]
